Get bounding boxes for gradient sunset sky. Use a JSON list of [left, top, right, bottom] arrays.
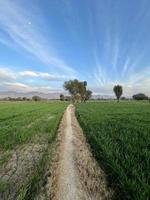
[[0, 0, 150, 96]]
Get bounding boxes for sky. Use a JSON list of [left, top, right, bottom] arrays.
[[0, 0, 150, 96]]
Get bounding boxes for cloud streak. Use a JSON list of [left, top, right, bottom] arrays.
[[94, 55, 108, 86], [19, 70, 66, 81], [1, 81, 56, 93], [0, 67, 69, 93], [0, 67, 67, 82], [0, 68, 16, 81], [0, 0, 76, 75], [92, 66, 150, 97]]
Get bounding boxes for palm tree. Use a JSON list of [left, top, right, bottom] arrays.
[[113, 85, 123, 102]]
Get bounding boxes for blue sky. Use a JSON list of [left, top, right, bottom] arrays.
[[0, 0, 150, 96]]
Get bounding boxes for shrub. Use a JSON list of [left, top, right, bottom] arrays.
[[132, 93, 148, 100], [32, 96, 41, 101]]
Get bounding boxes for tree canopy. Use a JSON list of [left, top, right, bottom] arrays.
[[133, 93, 148, 100], [60, 94, 65, 101], [63, 79, 92, 102], [32, 96, 41, 101], [113, 85, 123, 102]]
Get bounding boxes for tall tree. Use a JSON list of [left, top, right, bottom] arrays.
[[113, 85, 123, 102], [63, 79, 92, 102]]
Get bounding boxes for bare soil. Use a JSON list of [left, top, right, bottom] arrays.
[[0, 144, 47, 200]]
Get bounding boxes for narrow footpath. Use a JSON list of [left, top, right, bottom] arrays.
[[48, 104, 112, 200]]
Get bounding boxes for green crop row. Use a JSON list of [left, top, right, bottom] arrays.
[[0, 101, 68, 151], [76, 101, 150, 200]]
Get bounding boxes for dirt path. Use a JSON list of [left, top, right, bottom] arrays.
[[47, 104, 112, 200], [54, 105, 88, 200]]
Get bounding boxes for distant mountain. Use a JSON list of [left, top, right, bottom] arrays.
[[0, 91, 61, 99], [92, 94, 115, 99]]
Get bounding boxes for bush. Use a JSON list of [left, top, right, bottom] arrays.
[[32, 96, 41, 101], [60, 94, 64, 101], [132, 93, 148, 100]]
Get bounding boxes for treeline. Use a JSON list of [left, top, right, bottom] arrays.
[[113, 85, 149, 102], [0, 97, 31, 101], [60, 95, 72, 101], [132, 93, 149, 100], [0, 96, 47, 101], [0, 80, 149, 102], [62, 80, 149, 102]]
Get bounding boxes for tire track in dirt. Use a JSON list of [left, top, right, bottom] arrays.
[[48, 104, 112, 200]]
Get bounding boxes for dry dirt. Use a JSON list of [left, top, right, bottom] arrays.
[[46, 104, 113, 200], [0, 144, 47, 200]]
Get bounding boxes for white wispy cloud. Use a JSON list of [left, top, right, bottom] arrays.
[[19, 70, 66, 81], [0, 67, 67, 82], [122, 57, 130, 77], [0, 67, 69, 92], [1, 82, 55, 93], [4, 82, 28, 89], [0, 68, 16, 81], [93, 51, 108, 86], [0, 0, 76, 75], [19, 71, 38, 78], [127, 66, 150, 85], [112, 37, 120, 71], [92, 66, 150, 97]]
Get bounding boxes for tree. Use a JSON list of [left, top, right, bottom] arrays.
[[16, 97, 22, 101], [133, 93, 148, 100], [64, 96, 71, 101], [74, 93, 81, 103], [84, 90, 92, 101], [83, 81, 87, 87], [32, 96, 41, 101], [64, 79, 80, 97], [22, 97, 29, 101], [78, 81, 87, 101], [64, 79, 85, 102], [120, 96, 126, 100], [60, 94, 65, 101], [63, 79, 91, 103], [113, 85, 123, 102]]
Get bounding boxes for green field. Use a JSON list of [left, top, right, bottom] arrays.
[[76, 101, 150, 200], [0, 101, 68, 199], [0, 101, 67, 151], [1, 101, 150, 199]]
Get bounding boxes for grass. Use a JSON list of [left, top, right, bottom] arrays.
[[0, 101, 68, 199], [76, 101, 150, 200]]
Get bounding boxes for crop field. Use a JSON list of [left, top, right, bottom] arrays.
[[0, 101, 68, 199], [0, 101, 67, 150], [1, 101, 150, 200], [76, 101, 150, 200]]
